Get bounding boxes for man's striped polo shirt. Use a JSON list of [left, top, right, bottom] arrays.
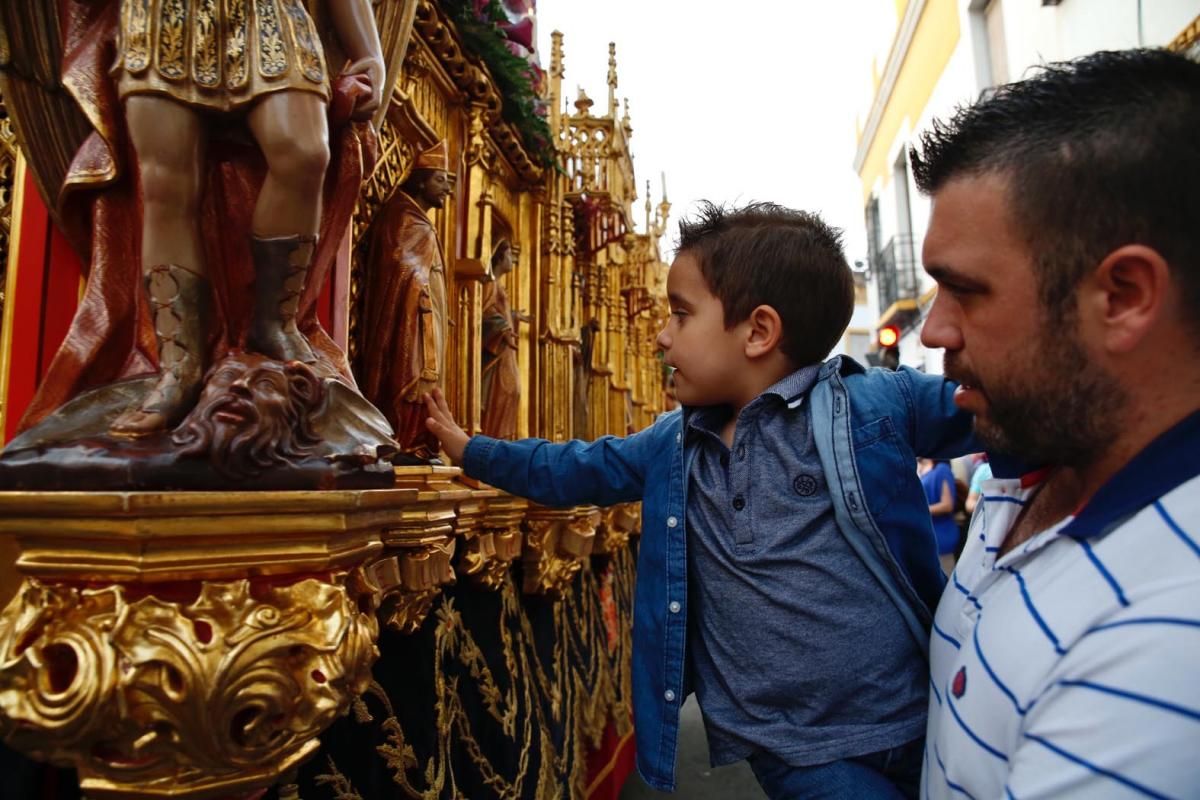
[[922, 411, 1200, 799]]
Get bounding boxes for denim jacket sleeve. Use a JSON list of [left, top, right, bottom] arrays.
[[893, 366, 978, 459], [894, 366, 1028, 478], [460, 419, 662, 507]]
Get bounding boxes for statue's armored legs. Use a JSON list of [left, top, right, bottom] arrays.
[[245, 90, 330, 365], [111, 96, 211, 436], [248, 234, 319, 363]]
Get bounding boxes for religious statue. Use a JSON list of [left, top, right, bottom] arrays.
[[0, 0, 415, 489], [573, 318, 600, 438], [358, 141, 454, 462], [106, 0, 385, 436], [480, 239, 521, 440]]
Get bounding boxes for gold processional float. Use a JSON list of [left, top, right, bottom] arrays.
[[0, 1, 672, 797]]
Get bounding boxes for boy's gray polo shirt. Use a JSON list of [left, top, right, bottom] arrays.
[[684, 365, 927, 767]]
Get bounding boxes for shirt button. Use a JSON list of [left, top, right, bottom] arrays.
[[732, 495, 746, 511], [669, 601, 681, 614], [664, 690, 676, 702], [676, 432, 682, 443], [736, 444, 746, 461], [667, 516, 678, 528]]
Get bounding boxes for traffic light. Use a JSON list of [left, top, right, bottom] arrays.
[[874, 324, 900, 370]]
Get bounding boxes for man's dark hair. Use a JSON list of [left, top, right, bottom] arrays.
[[675, 201, 854, 366], [910, 48, 1200, 320]]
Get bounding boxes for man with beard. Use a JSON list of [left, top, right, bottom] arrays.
[[912, 49, 1200, 798], [172, 353, 324, 481]]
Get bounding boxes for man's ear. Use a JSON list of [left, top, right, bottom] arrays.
[[744, 304, 784, 359], [1085, 244, 1170, 354]]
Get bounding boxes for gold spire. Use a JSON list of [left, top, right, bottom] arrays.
[[574, 86, 594, 116], [550, 31, 564, 134], [644, 179, 652, 232], [607, 42, 618, 116]]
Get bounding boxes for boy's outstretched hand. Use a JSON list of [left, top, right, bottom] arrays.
[[423, 388, 470, 464]]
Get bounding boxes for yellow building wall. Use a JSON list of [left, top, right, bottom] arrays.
[[859, 0, 960, 201]]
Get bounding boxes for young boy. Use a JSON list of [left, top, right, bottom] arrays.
[[424, 203, 974, 799]]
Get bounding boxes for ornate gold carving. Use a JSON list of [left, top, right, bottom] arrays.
[[595, 502, 640, 554], [0, 488, 408, 582], [521, 507, 598, 596], [1169, 13, 1200, 54], [405, 41, 452, 142], [156, 0, 187, 80], [0, 87, 17, 314], [370, 534, 455, 635], [370, 467, 468, 634], [256, 0, 288, 78], [0, 569, 380, 798], [282, 0, 325, 84], [409, 0, 540, 184], [226, 0, 250, 88], [192, 0, 220, 88], [456, 492, 526, 591], [124, 0, 152, 73]]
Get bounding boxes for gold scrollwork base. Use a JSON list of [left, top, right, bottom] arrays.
[[522, 507, 599, 597], [370, 537, 456, 635], [456, 492, 527, 591], [595, 503, 641, 554], [373, 466, 467, 634], [0, 569, 380, 799]]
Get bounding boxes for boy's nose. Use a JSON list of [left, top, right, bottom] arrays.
[[655, 327, 671, 351]]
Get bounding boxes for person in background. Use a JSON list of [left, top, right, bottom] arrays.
[[919, 458, 958, 574], [964, 454, 992, 515]]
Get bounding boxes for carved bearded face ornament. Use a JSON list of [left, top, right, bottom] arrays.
[[172, 353, 324, 479]]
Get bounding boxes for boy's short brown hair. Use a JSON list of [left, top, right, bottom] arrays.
[[676, 202, 854, 366]]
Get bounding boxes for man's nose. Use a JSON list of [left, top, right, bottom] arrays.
[[920, 292, 963, 351], [655, 326, 671, 351]]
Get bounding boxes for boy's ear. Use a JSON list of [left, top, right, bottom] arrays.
[[744, 304, 784, 359]]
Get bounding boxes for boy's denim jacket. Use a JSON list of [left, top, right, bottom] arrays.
[[462, 357, 976, 791]]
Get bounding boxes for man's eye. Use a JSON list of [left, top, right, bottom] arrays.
[[939, 282, 973, 297]]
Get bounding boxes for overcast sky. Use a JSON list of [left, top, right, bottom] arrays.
[[535, 1, 892, 264]]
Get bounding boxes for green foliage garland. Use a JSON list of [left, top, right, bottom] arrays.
[[441, 0, 555, 167]]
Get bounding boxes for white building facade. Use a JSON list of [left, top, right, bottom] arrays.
[[854, 0, 1200, 372]]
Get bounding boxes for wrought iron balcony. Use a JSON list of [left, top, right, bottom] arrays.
[[875, 233, 919, 313]]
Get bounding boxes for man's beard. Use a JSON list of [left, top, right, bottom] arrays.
[[945, 324, 1127, 468], [173, 395, 320, 480]]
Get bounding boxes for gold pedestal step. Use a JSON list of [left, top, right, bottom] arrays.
[[0, 468, 627, 798]]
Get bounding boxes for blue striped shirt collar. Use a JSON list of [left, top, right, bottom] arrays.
[[1060, 409, 1200, 540]]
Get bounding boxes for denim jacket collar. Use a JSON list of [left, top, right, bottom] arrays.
[[684, 364, 822, 437]]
